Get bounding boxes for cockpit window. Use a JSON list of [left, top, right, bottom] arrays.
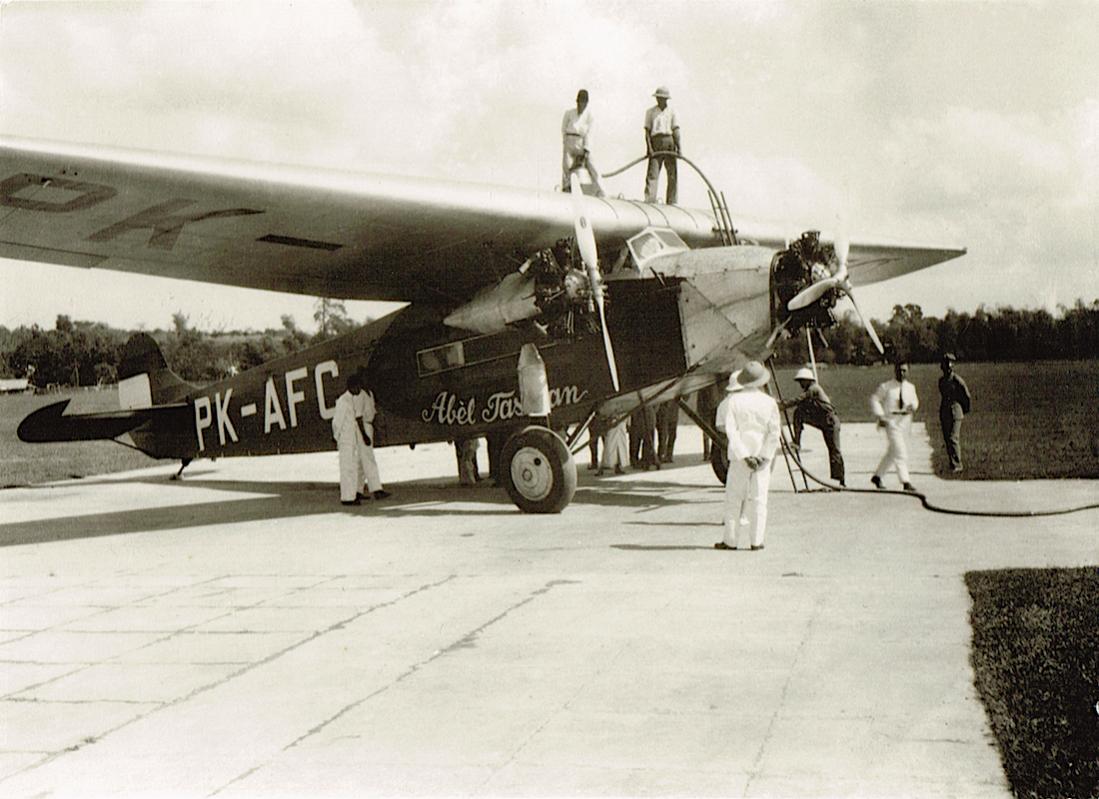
[[627, 227, 688, 270]]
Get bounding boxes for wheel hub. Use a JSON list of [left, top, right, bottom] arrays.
[[510, 446, 554, 501]]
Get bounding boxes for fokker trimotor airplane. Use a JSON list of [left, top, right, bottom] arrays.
[[3, 137, 964, 512]]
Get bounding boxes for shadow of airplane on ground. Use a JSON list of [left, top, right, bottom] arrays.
[[0, 457, 723, 547]]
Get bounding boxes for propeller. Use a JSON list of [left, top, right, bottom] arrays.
[[570, 172, 620, 391], [786, 231, 884, 354]]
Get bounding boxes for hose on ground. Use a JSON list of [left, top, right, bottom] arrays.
[[780, 439, 1099, 518]]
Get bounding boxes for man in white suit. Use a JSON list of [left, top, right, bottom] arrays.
[[332, 373, 389, 506], [715, 361, 781, 551], [870, 359, 919, 492]]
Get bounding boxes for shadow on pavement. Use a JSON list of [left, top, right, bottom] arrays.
[[2, 454, 724, 548]]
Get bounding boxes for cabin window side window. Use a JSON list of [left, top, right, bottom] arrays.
[[417, 342, 465, 376]]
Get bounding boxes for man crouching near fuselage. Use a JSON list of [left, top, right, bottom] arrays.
[[333, 373, 389, 506]]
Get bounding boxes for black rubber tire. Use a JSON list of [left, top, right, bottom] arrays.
[[711, 444, 729, 485], [501, 426, 577, 514]]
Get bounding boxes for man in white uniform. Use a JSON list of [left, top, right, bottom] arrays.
[[332, 373, 389, 506], [870, 359, 919, 492], [354, 381, 389, 500], [597, 415, 629, 476], [561, 89, 606, 197], [715, 361, 781, 551]]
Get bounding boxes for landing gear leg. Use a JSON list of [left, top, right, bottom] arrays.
[[675, 396, 728, 485], [171, 458, 192, 481]]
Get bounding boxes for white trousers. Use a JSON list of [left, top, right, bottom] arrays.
[[723, 459, 772, 548], [562, 140, 606, 196], [600, 422, 629, 469], [874, 420, 911, 484], [338, 429, 383, 501]]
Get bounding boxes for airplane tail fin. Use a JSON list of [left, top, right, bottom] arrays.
[[118, 333, 194, 408]]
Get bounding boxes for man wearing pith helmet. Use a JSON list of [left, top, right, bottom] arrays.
[[780, 366, 845, 486], [643, 85, 681, 204], [715, 361, 781, 552]]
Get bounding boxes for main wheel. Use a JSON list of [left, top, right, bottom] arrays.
[[501, 426, 577, 514], [710, 443, 729, 485]]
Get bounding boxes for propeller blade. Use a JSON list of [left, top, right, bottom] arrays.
[[570, 174, 601, 299], [596, 302, 620, 392], [570, 172, 619, 391], [788, 276, 842, 310], [834, 230, 849, 275], [806, 328, 818, 381], [788, 229, 850, 311], [846, 292, 885, 354]]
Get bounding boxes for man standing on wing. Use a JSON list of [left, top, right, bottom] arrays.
[[715, 362, 780, 552], [643, 86, 681, 204], [561, 89, 606, 197]]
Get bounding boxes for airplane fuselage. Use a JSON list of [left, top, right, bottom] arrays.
[[126, 258, 772, 461]]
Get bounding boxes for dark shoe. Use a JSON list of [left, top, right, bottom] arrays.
[[356, 492, 367, 500], [750, 544, 765, 551], [587, 463, 598, 471], [373, 490, 391, 500], [903, 482, 917, 493], [341, 499, 361, 507], [595, 469, 605, 476], [871, 475, 884, 490], [614, 466, 625, 475], [713, 542, 736, 550]]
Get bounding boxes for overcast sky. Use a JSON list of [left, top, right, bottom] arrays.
[[1, 0, 1096, 332]]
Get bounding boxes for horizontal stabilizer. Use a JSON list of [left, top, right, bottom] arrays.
[[17, 400, 188, 443]]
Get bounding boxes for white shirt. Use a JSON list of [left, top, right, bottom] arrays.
[[332, 390, 359, 443], [353, 389, 376, 424], [644, 105, 679, 136], [870, 379, 919, 419], [562, 107, 594, 150], [722, 388, 781, 462], [355, 389, 377, 440]]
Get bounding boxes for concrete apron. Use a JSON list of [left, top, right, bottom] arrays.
[[0, 423, 1094, 797]]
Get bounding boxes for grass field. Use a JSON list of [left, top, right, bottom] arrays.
[[966, 568, 1099, 799], [0, 390, 159, 487], [2, 360, 1097, 485], [773, 360, 1099, 480]]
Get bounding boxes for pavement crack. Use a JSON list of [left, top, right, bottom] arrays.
[[213, 578, 581, 797], [206, 574, 458, 796], [0, 575, 457, 790], [742, 589, 826, 796]]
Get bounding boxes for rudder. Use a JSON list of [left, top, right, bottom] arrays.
[[118, 333, 193, 408]]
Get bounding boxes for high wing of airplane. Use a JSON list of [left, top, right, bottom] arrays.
[[3, 137, 965, 513]]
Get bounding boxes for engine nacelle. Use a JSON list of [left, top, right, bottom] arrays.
[[443, 272, 540, 334]]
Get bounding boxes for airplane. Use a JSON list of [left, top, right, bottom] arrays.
[[2, 137, 965, 513]]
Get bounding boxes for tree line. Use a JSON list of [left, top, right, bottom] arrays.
[[1, 299, 360, 387], [2, 299, 1096, 387], [774, 300, 1099, 366]]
